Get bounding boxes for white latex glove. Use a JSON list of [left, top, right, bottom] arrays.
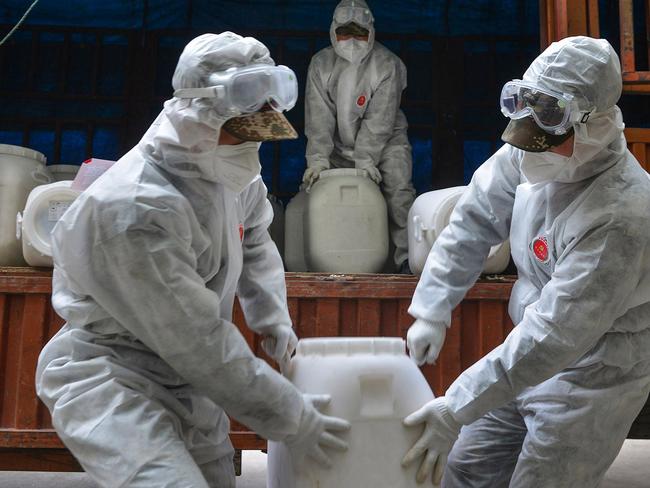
[[285, 394, 351, 468], [402, 396, 462, 485], [357, 164, 382, 184], [407, 319, 447, 366], [302, 165, 328, 191], [261, 325, 298, 364]]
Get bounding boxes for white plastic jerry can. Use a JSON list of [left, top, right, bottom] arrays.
[[305, 169, 389, 273], [16, 181, 81, 267], [284, 186, 309, 272], [267, 337, 435, 488], [408, 186, 511, 275]]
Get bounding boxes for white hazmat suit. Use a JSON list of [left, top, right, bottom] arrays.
[[407, 37, 650, 487], [36, 32, 348, 488], [303, 0, 416, 269]]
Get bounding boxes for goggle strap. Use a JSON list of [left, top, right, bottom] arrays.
[[173, 85, 226, 99]]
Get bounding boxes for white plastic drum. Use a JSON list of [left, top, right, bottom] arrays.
[[268, 194, 285, 260], [0, 144, 51, 266], [408, 186, 511, 275], [16, 181, 81, 267], [305, 169, 388, 273], [284, 186, 309, 272], [267, 337, 434, 488], [46, 164, 80, 182]]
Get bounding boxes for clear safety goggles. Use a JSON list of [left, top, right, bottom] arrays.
[[334, 5, 373, 26], [500, 80, 588, 135], [173, 64, 298, 114]]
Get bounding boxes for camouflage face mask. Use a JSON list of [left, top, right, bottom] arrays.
[[222, 110, 298, 142]]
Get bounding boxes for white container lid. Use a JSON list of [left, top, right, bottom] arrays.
[[297, 337, 405, 356], [320, 168, 368, 179], [21, 181, 81, 256], [0, 144, 46, 164]]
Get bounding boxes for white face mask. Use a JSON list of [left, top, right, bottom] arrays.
[[335, 39, 369, 64], [520, 150, 571, 184], [212, 141, 262, 193]]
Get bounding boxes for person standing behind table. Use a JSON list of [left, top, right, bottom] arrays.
[[400, 36, 650, 487], [35, 32, 349, 488], [302, 0, 416, 273]]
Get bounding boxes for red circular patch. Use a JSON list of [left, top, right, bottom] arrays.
[[357, 95, 366, 107], [532, 236, 549, 262]]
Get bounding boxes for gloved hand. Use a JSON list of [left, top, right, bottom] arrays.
[[302, 165, 328, 191], [260, 324, 298, 364], [407, 319, 447, 366], [402, 396, 462, 485], [285, 394, 351, 468], [357, 163, 382, 184]]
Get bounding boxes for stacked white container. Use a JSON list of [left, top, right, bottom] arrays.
[[46, 164, 80, 182], [305, 169, 388, 273], [408, 186, 511, 275], [284, 186, 309, 272], [0, 144, 51, 266], [268, 337, 435, 488], [16, 181, 81, 267]]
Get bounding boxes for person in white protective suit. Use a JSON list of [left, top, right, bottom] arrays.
[[401, 36, 650, 487], [35, 32, 350, 488], [302, 0, 416, 272]]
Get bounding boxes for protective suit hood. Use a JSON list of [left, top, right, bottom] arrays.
[[519, 37, 626, 183], [139, 32, 272, 185], [330, 0, 375, 64]]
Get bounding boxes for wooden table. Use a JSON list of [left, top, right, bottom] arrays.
[[1, 267, 646, 472]]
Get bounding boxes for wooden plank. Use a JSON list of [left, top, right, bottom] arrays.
[[460, 301, 479, 372], [315, 298, 340, 337], [356, 299, 381, 336], [339, 299, 358, 336], [0, 429, 65, 449], [16, 295, 48, 429], [622, 71, 650, 82], [438, 306, 463, 393], [587, 0, 600, 37], [296, 299, 316, 338], [478, 301, 507, 355], [620, 0, 636, 73], [539, 0, 551, 49], [0, 294, 7, 426], [626, 128, 650, 144], [565, 0, 588, 37], [287, 297, 300, 327], [379, 300, 399, 337], [553, 0, 570, 39], [0, 268, 53, 294], [0, 448, 82, 471], [1, 296, 24, 428], [623, 81, 650, 94]]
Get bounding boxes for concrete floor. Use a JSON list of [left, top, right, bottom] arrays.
[[1, 440, 649, 487]]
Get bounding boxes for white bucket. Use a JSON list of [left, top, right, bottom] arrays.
[[268, 337, 434, 488], [305, 169, 388, 273], [268, 194, 285, 260], [284, 187, 309, 272], [0, 144, 51, 266], [46, 164, 80, 182], [408, 186, 511, 275], [16, 181, 81, 267]]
